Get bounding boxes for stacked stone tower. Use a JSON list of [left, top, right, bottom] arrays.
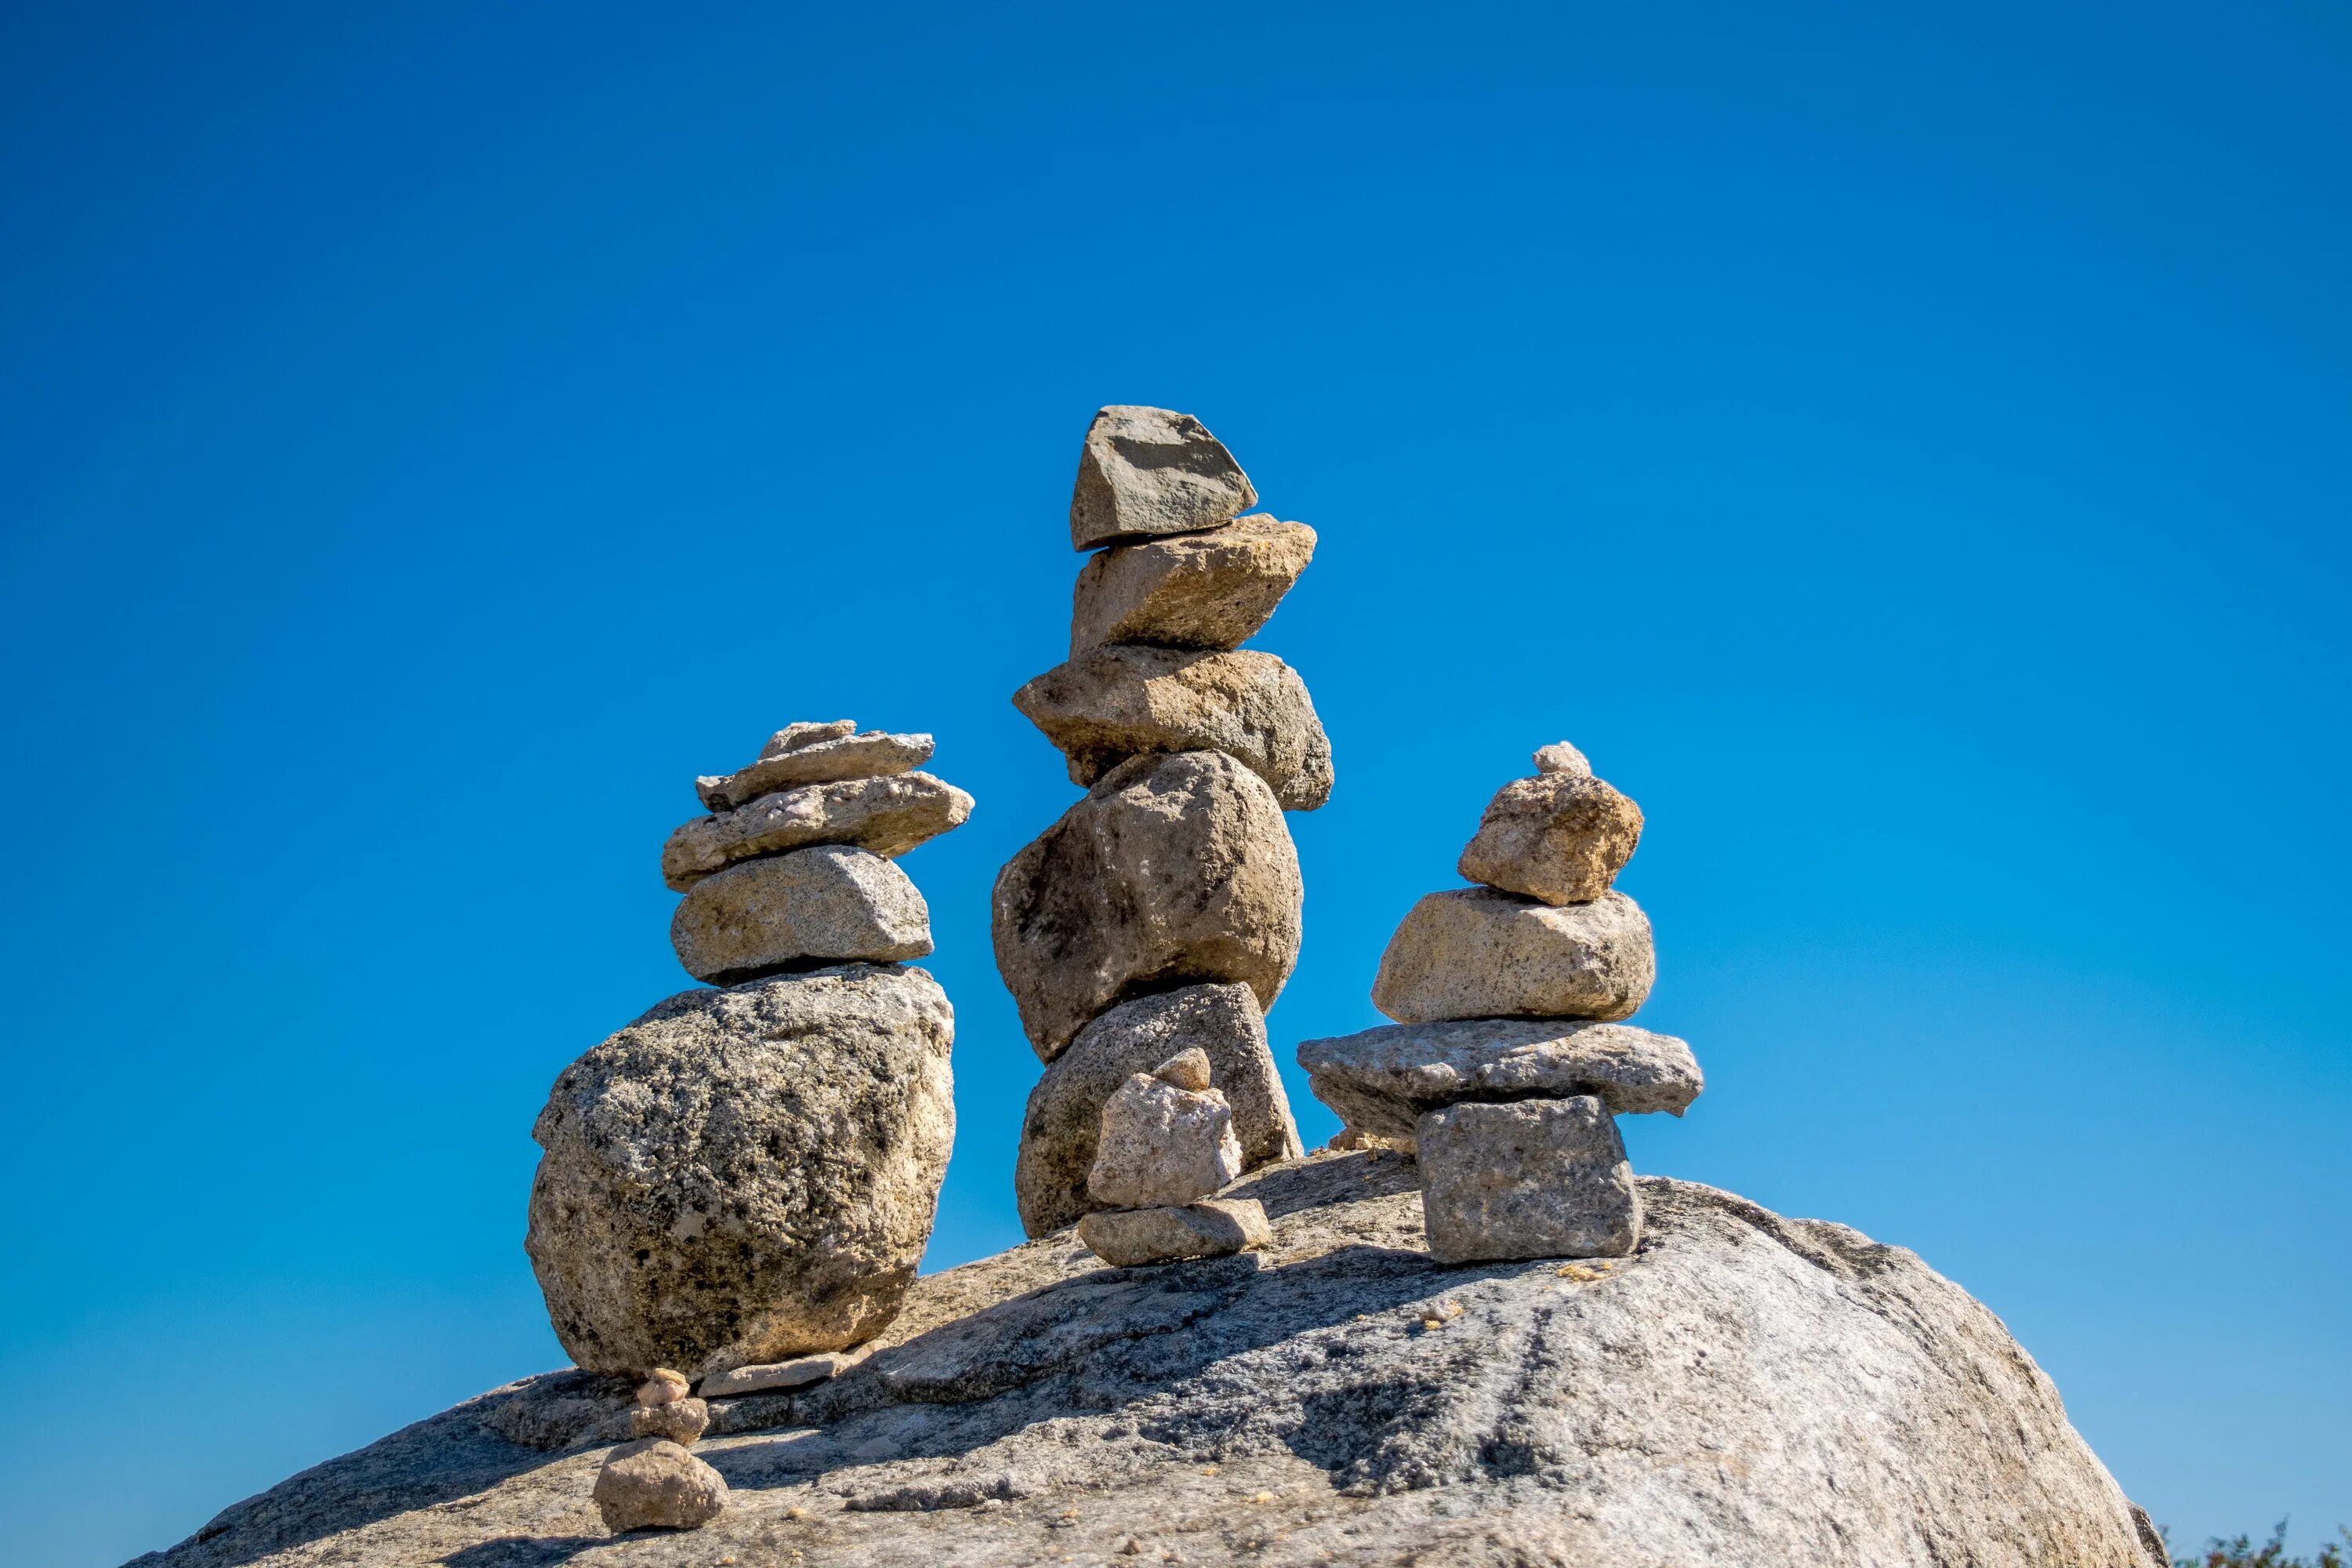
[[995, 406, 1321, 1243], [1297, 741, 1703, 1262]]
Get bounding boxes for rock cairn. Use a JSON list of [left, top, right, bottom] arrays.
[[1073, 1047, 1276, 1265], [524, 721, 971, 1398], [1297, 741, 1703, 1264], [591, 1368, 728, 1532], [995, 406, 1319, 1240]]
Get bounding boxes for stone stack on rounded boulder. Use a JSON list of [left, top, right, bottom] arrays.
[[525, 721, 970, 1399], [1298, 741, 1703, 1265], [591, 1368, 728, 1532], [995, 406, 1316, 1239], [1073, 1048, 1276, 1266]]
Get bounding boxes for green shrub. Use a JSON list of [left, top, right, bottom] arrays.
[[2170, 1522, 2352, 1568]]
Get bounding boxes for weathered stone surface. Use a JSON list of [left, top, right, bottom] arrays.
[[1298, 1017, 1702, 1144], [668, 845, 932, 984], [1077, 1197, 1274, 1265], [992, 751, 1304, 1059], [526, 965, 956, 1379], [1417, 1097, 1642, 1264], [1069, 405, 1256, 550], [699, 1342, 875, 1398], [637, 1370, 690, 1406], [1152, 1046, 1213, 1091], [765, 720, 856, 756], [1372, 888, 1655, 1025], [1087, 1073, 1244, 1208], [1533, 739, 1591, 776], [1013, 644, 1334, 811], [156, 1155, 2164, 1568], [662, 773, 973, 891], [592, 1439, 727, 1530], [1014, 982, 1304, 1237], [696, 730, 935, 811], [1069, 515, 1317, 654], [630, 1398, 710, 1446], [1456, 769, 1643, 906]]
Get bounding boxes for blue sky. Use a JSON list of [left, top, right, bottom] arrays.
[[2, 3, 2346, 1563]]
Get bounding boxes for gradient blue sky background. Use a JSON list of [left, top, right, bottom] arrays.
[[4, 4, 2347, 1563]]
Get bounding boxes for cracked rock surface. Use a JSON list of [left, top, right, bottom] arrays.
[[143, 1152, 2161, 1568]]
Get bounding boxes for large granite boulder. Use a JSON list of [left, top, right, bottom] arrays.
[[149, 1155, 2165, 1568], [1371, 888, 1656, 1025], [1069, 515, 1318, 654], [661, 772, 974, 891], [1012, 644, 1334, 811], [991, 750, 1304, 1059], [669, 846, 932, 983], [1069, 405, 1256, 550], [525, 964, 955, 1379], [1015, 982, 1302, 1238]]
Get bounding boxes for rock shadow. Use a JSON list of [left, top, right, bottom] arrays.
[[440, 1536, 603, 1567]]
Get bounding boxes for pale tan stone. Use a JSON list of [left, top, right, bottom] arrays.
[[661, 771, 972, 891], [593, 1438, 728, 1530], [762, 720, 855, 757], [1457, 771, 1642, 906], [1076, 1197, 1274, 1266], [1152, 1047, 1213, 1092], [697, 1341, 875, 1398], [696, 729, 935, 811], [1069, 516, 1316, 654], [1533, 741, 1591, 776], [1087, 1073, 1243, 1209], [1069, 405, 1256, 550], [668, 845, 931, 983], [1415, 1097, 1641, 1263], [628, 1397, 709, 1446], [1371, 889, 1654, 1025], [634, 1370, 689, 1406]]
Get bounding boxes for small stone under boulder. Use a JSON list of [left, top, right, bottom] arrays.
[[668, 844, 931, 983], [991, 750, 1304, 1059], [1069, 405, 1257, 550], [592, 1439, 728, 1531], [661, 771, 975, 890], [1371, 887, 1656, 1025], [1015, 982, 1301, 1238], [1075, 1196, 1276, 1266], [1416, 1095, 1642, 1263], [1011, 644, 1334, 811], [1069, 515, 1318, 654]]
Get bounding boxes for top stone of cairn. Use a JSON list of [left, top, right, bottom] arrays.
[[695, 721, 936, 812], [1069, 406, 1257, 550]]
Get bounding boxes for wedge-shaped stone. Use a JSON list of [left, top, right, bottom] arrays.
[[1013, 645, 1333, 811], [1457, 769, 1643, 906], [669, 845, 931, 984], [1298, 1017, 1701, 1144], [1417, 1096, 1641, 1264], [993, 750, 1303, 1060], [1076, 1197, 1275, 1266], [661, 771, 972, 891], [593, 1439, 728, 1530], [695, 728, 935, 811], [1087, 1073, 1244, 1209], [1069, 516, 1317, 655], [526, 965, 955, 1378], [1372, 888, 1654, 1025], [696, 1341, 874, 1399], [1069, 405, 1256, 550], [1015, 982, 1303, 1238]]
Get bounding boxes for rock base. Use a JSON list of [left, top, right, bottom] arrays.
[[1416, 1096, 1641, 1263], [591, 1438, 728, 1530], [1077, 1197, 1275, 1265]]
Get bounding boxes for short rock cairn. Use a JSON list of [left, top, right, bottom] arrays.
[[1298, 742, 1704, 1263], [1074, 1047, 1278, 1265], [994, 405, 1321, 1259], [592, 1368, 726, 1531]]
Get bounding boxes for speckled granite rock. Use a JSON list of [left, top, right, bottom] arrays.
[[1076, 1196, 1276, 1265], [1069, 405, 1256, 550], [668, 845, 932, 983], [1415, 1096, 1642, 1263], [592, 1439, 727, 1530], [695, 728, 935, 812], [661, 771, 974, 891], [1069, 515, 1317, 654], [1455, 768, 1644, 906], [136, 1156, 2165, 1568], [1371, 887, 1656, 1025]]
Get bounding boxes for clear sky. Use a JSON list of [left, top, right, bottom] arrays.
[[3, 3, 2346, 1564]]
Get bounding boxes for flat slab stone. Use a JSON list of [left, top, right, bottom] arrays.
[[1076, 1197, 1275, 1266], [1015, 983, 1303, 1238], [1457, 769, 1643, 906], [696, 1341, 875, 1398], [1069, 405, 1257, 550], [1297, 1017, 1702, 1143], [1013, 644, 1333, 811], [991, 750, 1302, 1059], [695, 729, 935, 812], [669, 845, 932, 984], [1417, 1096, 1641, 1264], [1069, 515, 1317, 654], [1372, 888, 1655, 1025], [661, 771, 973, 891]]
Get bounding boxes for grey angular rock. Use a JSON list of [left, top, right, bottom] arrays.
[[1372, 887, 1656, 1025], [1069, 405, 1256, 550], [668, 845, 932, 984], [661, 772, 973, 891], [1069, 515, 1317, 654], [1416, 1096, 1642, 1263], [526, 964, 955, 1379], [1012, 644, 1334, 811], [591, 1438, 727, 1530], [1298, 1017, 1702, 1144], [163, 1155, 2165, 1568], [628, 1398, 710, 1446], [1076, 1196, 1274, 1266], [697, 1341, 875, 1398], [992, 751, 1304, 1059], [1014, 982, 1303, 1238], [764, 720, 856, 756], [1086, 1073, 1244, 1209], [1533, 739, 1591, 775], [695, 729, 935, 811], [1456, 769, 1644, 906]]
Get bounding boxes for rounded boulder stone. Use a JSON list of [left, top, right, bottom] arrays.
[[593, 1439, 728, 1531], [526, 964, 955, 1379], [669, 844, 932, 984], [1371, 888, 1656, 1025], [1456, 770, 1643, 906]]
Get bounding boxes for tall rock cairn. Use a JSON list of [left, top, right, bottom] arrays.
[[996, 406, 1321, 1242], [1296, 741, 1704, 1263], [524, 722, 974, 1400]]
